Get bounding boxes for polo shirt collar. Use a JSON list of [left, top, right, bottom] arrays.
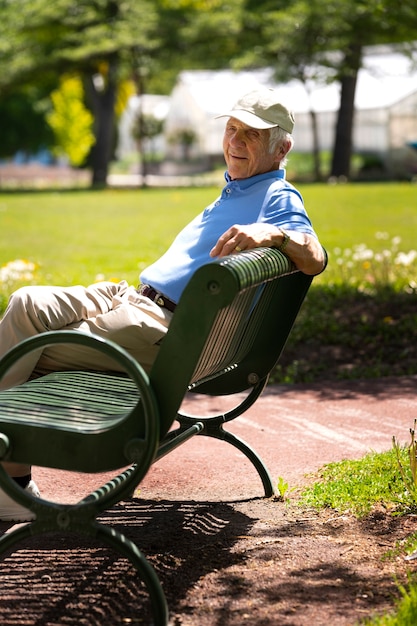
[[224, 169, 286, 188]]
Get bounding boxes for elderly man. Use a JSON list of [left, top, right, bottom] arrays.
[[0, 87, 325, 520]]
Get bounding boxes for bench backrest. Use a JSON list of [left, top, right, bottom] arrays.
[[150, 247, 315, 436]]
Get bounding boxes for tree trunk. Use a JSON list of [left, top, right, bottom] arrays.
[[330, 44, 362, 180], [131, 61, 148, 188], [85, 59, 118, 188], [309, 108, 322, 181], [136, 93, 149, 187]]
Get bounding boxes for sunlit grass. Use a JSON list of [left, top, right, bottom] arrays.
[[299, 447, 413, 517], [361, 581, 417, 625], [300, 182, 417, 254], [1, 183, 416, 292], [0, 187, 213, 288]]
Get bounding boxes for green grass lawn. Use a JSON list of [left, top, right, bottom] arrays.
[[1, 182, 416, 288], [302, 182, 417, 252], [1, 182, 416, 382], [0, 187, 212, 287]]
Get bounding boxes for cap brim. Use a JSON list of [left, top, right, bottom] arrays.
[[214, 110, 277, 130]]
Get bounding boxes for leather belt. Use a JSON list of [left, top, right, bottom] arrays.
[[137, 284, 177, 313]]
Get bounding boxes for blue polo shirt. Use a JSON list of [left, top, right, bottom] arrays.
[[140, 169, 317, 303]]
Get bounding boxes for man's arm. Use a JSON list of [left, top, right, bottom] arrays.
[[210, 223, 326, 276]]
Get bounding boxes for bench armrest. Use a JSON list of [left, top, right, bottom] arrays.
[[0, 330, 149, 391]]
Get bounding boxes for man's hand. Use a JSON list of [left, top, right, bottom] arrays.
[[210, 223, 326, 276], [210, 223, 282, 258]]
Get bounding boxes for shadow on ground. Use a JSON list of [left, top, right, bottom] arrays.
[[0, 498, 253, 625], [0, 495, 411, 626]]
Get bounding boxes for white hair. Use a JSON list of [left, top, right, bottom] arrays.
[[268, 126, 294, 167]]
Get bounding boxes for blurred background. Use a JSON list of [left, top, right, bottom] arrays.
[[1, 0, 416, 190]]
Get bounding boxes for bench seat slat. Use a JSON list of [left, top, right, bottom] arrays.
[[0, 371, 138, 432]]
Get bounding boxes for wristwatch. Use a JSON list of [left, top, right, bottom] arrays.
[[278, 228, 290, 252]]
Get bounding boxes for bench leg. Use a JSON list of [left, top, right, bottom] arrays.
[[95, 522, 169, 625], [204, 424, 277, 498], [170, 414, 276, 497], [0, 464, 169, 626], [0, 518, 169, 626], [173, 379, 276, 497]]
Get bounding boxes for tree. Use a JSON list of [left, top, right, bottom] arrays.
[[47, 75, 95, 167], [324, 0, 417, 179], [132, 111, 164, 182], [0, 0, 164, 185], [234, 0, 332, 180], [234, 0, 417, 179], [0, 0, 236, 186], [167, 128, 197, 161], [0, 85, 54, 159]]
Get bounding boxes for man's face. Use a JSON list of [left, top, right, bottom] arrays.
[[223, 118, 281, 180]]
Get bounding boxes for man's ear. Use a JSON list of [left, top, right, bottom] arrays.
[[274, 144, 286, 164], [276, 141, 290, 161]]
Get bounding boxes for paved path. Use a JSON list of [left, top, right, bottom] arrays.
[[34, 375, 417, 504]]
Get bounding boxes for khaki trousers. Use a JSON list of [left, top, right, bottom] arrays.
[[0, 281, 172, 390]]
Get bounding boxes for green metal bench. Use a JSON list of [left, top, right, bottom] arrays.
[[0, 247, 322, 625]]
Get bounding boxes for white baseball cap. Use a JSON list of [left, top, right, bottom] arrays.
[[215, 88, 295, 133]]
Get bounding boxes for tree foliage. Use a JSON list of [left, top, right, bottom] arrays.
[[234, 0, 417, 179], [0, 0, 233, 185], [0, 0, 159, 87], [47, 75, 95, 167], [0, 0, 167, 184], [0, 85, 54, 159], [1, 0, 416, 184]]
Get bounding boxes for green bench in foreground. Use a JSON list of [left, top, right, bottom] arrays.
[[0, 247, 322, 625]]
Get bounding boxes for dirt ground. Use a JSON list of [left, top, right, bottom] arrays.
[[1, 496, 415, 626], [1, 375, 417, 625]]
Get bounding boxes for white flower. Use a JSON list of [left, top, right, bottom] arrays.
[[395, 251, 417, 266], [0, 259, 36, 284], [352, 245, 374, 261]]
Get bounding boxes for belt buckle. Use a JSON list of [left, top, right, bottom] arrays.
[[154, 292, 165, 307], [138, 284, 168, 309]]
